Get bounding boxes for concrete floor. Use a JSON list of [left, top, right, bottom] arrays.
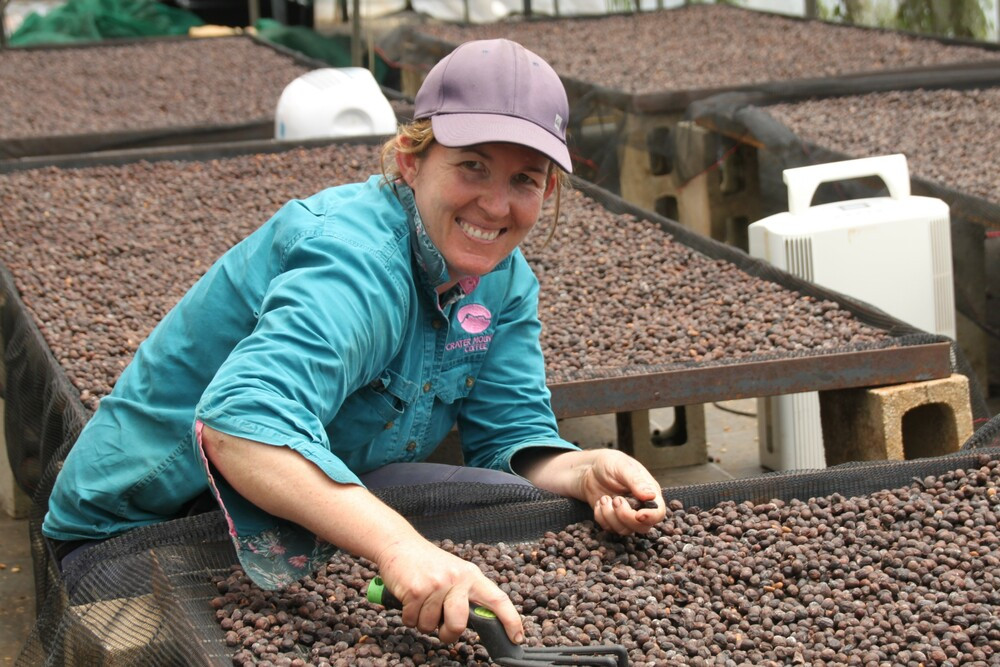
[[0, 510, 33, 665]]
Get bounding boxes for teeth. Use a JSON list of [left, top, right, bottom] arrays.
[[459, 220, 500, 241]]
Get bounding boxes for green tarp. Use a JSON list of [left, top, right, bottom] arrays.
[[254, 18, 389, 82], [9, 0, 204, 45], [6, 1, 389, 83]]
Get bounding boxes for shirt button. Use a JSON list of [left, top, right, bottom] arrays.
[[384, 421, 394, 430], [432, 319, 442, 330], [422, 382, 432, 393], [406, 441, 417, 452], [465, 376, 475, 388]]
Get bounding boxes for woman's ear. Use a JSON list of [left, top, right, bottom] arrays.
[[396, 138, 419, 187], [543, 170, 558, 199]]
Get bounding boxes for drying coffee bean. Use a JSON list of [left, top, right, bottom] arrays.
[[0, 38, 309, 140], [0, 146, 888, 413], [209, 454, 1000, 666], [767, 88, 1000, 202], [415, 5, 1000, 95], [624, 497, 658, 511], [411, 6, 999, 205]]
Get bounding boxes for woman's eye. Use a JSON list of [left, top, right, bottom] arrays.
[[461, 161, 484, 171], [515, 173, 541, 187]]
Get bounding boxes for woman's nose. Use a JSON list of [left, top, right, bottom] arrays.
[[477, 182, 511, 219]]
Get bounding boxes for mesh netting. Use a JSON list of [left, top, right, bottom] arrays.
[[14, 433, 1000, 665], [0, 262, 91, 495], [15, 483, 593, 666]]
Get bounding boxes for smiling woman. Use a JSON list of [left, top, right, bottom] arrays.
[[40, 37, 666, 653]]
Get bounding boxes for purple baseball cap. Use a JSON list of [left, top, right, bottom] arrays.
[[414, 38, 573, 173]]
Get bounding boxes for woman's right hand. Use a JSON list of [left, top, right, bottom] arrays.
[[373, 537, 524, 646]]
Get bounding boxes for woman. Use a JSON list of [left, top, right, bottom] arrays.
[[42, 38, 666, 647]]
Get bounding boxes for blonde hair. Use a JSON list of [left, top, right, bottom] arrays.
[[380, 119, 568, 245]]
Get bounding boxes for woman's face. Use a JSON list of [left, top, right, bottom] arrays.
[[397, 141, 556, 284]]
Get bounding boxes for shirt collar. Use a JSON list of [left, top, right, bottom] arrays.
[[395, 182, 481, 308]]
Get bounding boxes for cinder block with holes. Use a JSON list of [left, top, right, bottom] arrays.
[[615, 405, 708, 469], [619, 118, 761, 250], [818, 374, 974, 465]]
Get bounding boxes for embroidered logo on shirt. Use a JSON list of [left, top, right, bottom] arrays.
[[446, 334, 492, 354], [457, 304, 492, 334]]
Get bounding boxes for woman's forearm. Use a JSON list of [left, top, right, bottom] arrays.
[[514, 448, 597, 500], [200, 425, 423, 566]]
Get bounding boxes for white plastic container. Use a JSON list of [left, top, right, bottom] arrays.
[[748, 154, 954, 471], [275, 68, 398, 141]]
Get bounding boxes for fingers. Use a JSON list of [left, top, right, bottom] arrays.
[[402, 584, 523, 646], [595, 494, 631, 534], [388, 553, 523, 647], [585, 450, 667, 535], [594, 491, 666, 535], [414, 589, 451, 639], [438, 593, 469, 645]]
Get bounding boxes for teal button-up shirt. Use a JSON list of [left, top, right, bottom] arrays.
[[43, 175, 578, 587]]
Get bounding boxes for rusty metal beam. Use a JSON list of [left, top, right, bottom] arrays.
[[548, 342, 952, 419]]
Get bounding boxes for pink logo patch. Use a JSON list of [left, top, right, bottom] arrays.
[[457, 304, 492, 334]]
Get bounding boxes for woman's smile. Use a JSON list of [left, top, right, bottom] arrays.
[[457, 218, 506, 243]]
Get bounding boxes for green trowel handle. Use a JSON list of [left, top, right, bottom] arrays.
[[365, 576, 522, 660]]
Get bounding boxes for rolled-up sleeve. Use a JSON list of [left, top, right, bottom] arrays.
[[196, 206, 407, 487]]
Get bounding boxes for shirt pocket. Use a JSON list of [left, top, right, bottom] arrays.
[[364, 368, 419, 420], [329, 369, 419, 445]]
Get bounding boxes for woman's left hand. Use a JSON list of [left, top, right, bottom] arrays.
[[516, 448, 666, 535]]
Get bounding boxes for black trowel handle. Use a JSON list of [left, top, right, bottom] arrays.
[[365, 576, 523, 660]]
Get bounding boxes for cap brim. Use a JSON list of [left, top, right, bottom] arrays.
[[430, 114, 573, 174]]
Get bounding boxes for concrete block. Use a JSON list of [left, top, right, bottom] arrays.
[[819, 374, 973, 466], [618, 111, 681, 217], [615, 405, 708, 470], [618, 119, 761, 250]]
